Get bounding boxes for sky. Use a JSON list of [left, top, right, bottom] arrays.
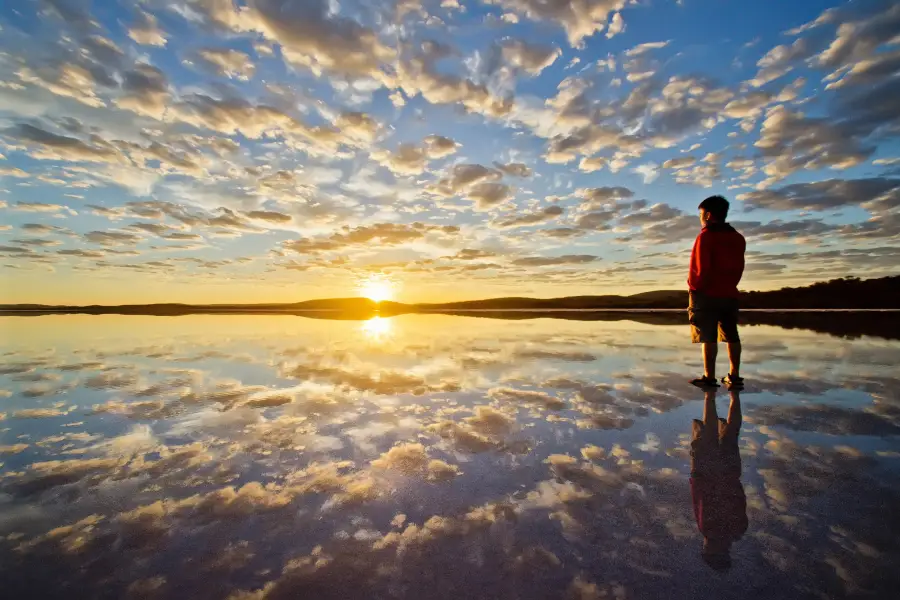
[[0, 0, 898, 305]]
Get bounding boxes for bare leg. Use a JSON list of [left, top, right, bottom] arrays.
[[702, 389, 719, 437], [726, 389, 742, 429], [702, 342, 718, 379], [726, 342, 741, 378]]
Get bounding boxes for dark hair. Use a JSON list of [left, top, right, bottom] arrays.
[[699, 195, 729, 222]]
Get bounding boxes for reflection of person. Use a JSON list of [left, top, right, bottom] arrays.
[[690, 389, 748, 572], [688, 195, 746, 389]]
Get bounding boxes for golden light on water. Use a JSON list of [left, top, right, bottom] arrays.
[[361, 316, 392, 342], [357, 276, 396, 303]]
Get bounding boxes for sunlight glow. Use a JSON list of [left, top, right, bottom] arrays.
[[361, 316, 392, 342], [358, 277, 395, 303]]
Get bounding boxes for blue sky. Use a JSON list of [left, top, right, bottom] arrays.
[[0, 0, 898, 304]]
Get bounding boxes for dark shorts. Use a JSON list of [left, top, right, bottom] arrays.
[[688, 291, 740, 344], [690, 418, 741, 477]]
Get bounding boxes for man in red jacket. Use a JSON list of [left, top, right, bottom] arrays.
[[688, 195, 746, 389], [691, 388, 748, 571]]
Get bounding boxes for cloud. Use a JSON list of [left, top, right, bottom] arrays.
[[738, 177, 900, 213], [754, 106, 874, 183], [748, 38, 812, 87], [10, 202, 68, 213], [735, 219, 841, 243], [370, 442, 460, 481], [422, 135, 459, 158], [492, 205, 564, 228], [372, 135, 459, 176], [57, 249, 105, 258], [126, 222, 183, 236], [603, 202, 679, 226], [40, 0, 95, 27], [494, 162, 532, 177], [466, 182, 513, 210], [500, 40, 561, 75], [606, 12, 625, 38], [169, 94, 377, 157], [835, 72, 900, 139], [511, 254, 597, 267], [615, 204, 697, 244], [722, 91, 772, 119], [784, 7, 838, 35], [429, 163, 505, 198], [5, 124, 122, 163], [246, 210, 292, 223], [169, 94, 297, 138], [632, 162, 659, 184], [84, 230, 143, 247], [750, 404, 900, 437], [489, 0, 627, 47], [576, 186, 635, 210], [285, 361, 459, 395], [17, 63, 106, 108], [0, 166, 30, 178], [0, 444, 29, 454], [825, 48, 900, 89], [488, 386, 566, 409], [85, 205, 125, 218], [217, 0, 395, 81], [20, 223, 73, 234], [12, 408, 69, 419], [397, 40, 513, 117], [661, 156, 695, 169], [10, 238, 62, 247], [196, 48, 256, 80], [128, 10, 167, 46], [816, 3, 900, 70], [0, 245, 35, 255], [624, 41, 670, 56], [283, 222, 459, 254], [578, 157, 607, 172]]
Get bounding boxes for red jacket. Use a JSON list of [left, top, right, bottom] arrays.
[[688, 223, 746, 298], [691, 475, 748, 541]]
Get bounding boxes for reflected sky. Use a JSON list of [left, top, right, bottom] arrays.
[[1, 314, 899, 599]]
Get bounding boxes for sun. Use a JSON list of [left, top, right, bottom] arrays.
[[357, 277, 395, 303]]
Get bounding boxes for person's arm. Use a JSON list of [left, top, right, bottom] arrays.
[[688, 232, 713, 292], [735, 234, 746, 284]]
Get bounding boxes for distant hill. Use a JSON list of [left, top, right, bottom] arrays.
[[1, 275, 898, 315], [416, 277, 899, 310], [415, 290, 688, 311], [740, 276, 900, 309]]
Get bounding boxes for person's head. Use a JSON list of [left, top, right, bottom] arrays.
[[698, 195, 729, 226], [701, 536, 733, 572]]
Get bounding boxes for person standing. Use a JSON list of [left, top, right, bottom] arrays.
[[691, 388, 748, 571], [688, 195, 746, 389]]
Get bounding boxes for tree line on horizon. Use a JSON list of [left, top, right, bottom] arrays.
[[1, 275, 898, 312]]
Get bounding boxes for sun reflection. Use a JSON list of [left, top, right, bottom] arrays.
[[361, 316, 393, 342]]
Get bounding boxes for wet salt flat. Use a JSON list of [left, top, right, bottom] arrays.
[[1, 314, 899, 600]]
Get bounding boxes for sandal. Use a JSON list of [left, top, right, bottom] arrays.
[[690, 376, 720, 389], [722, 374, 744, 389]]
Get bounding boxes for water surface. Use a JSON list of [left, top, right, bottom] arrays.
[[1, 314, 899, 599]]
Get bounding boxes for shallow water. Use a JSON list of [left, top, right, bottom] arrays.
[[1, 314, 898, 600]]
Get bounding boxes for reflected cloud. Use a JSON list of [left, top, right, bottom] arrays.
[[0, 314, 899, 599]]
